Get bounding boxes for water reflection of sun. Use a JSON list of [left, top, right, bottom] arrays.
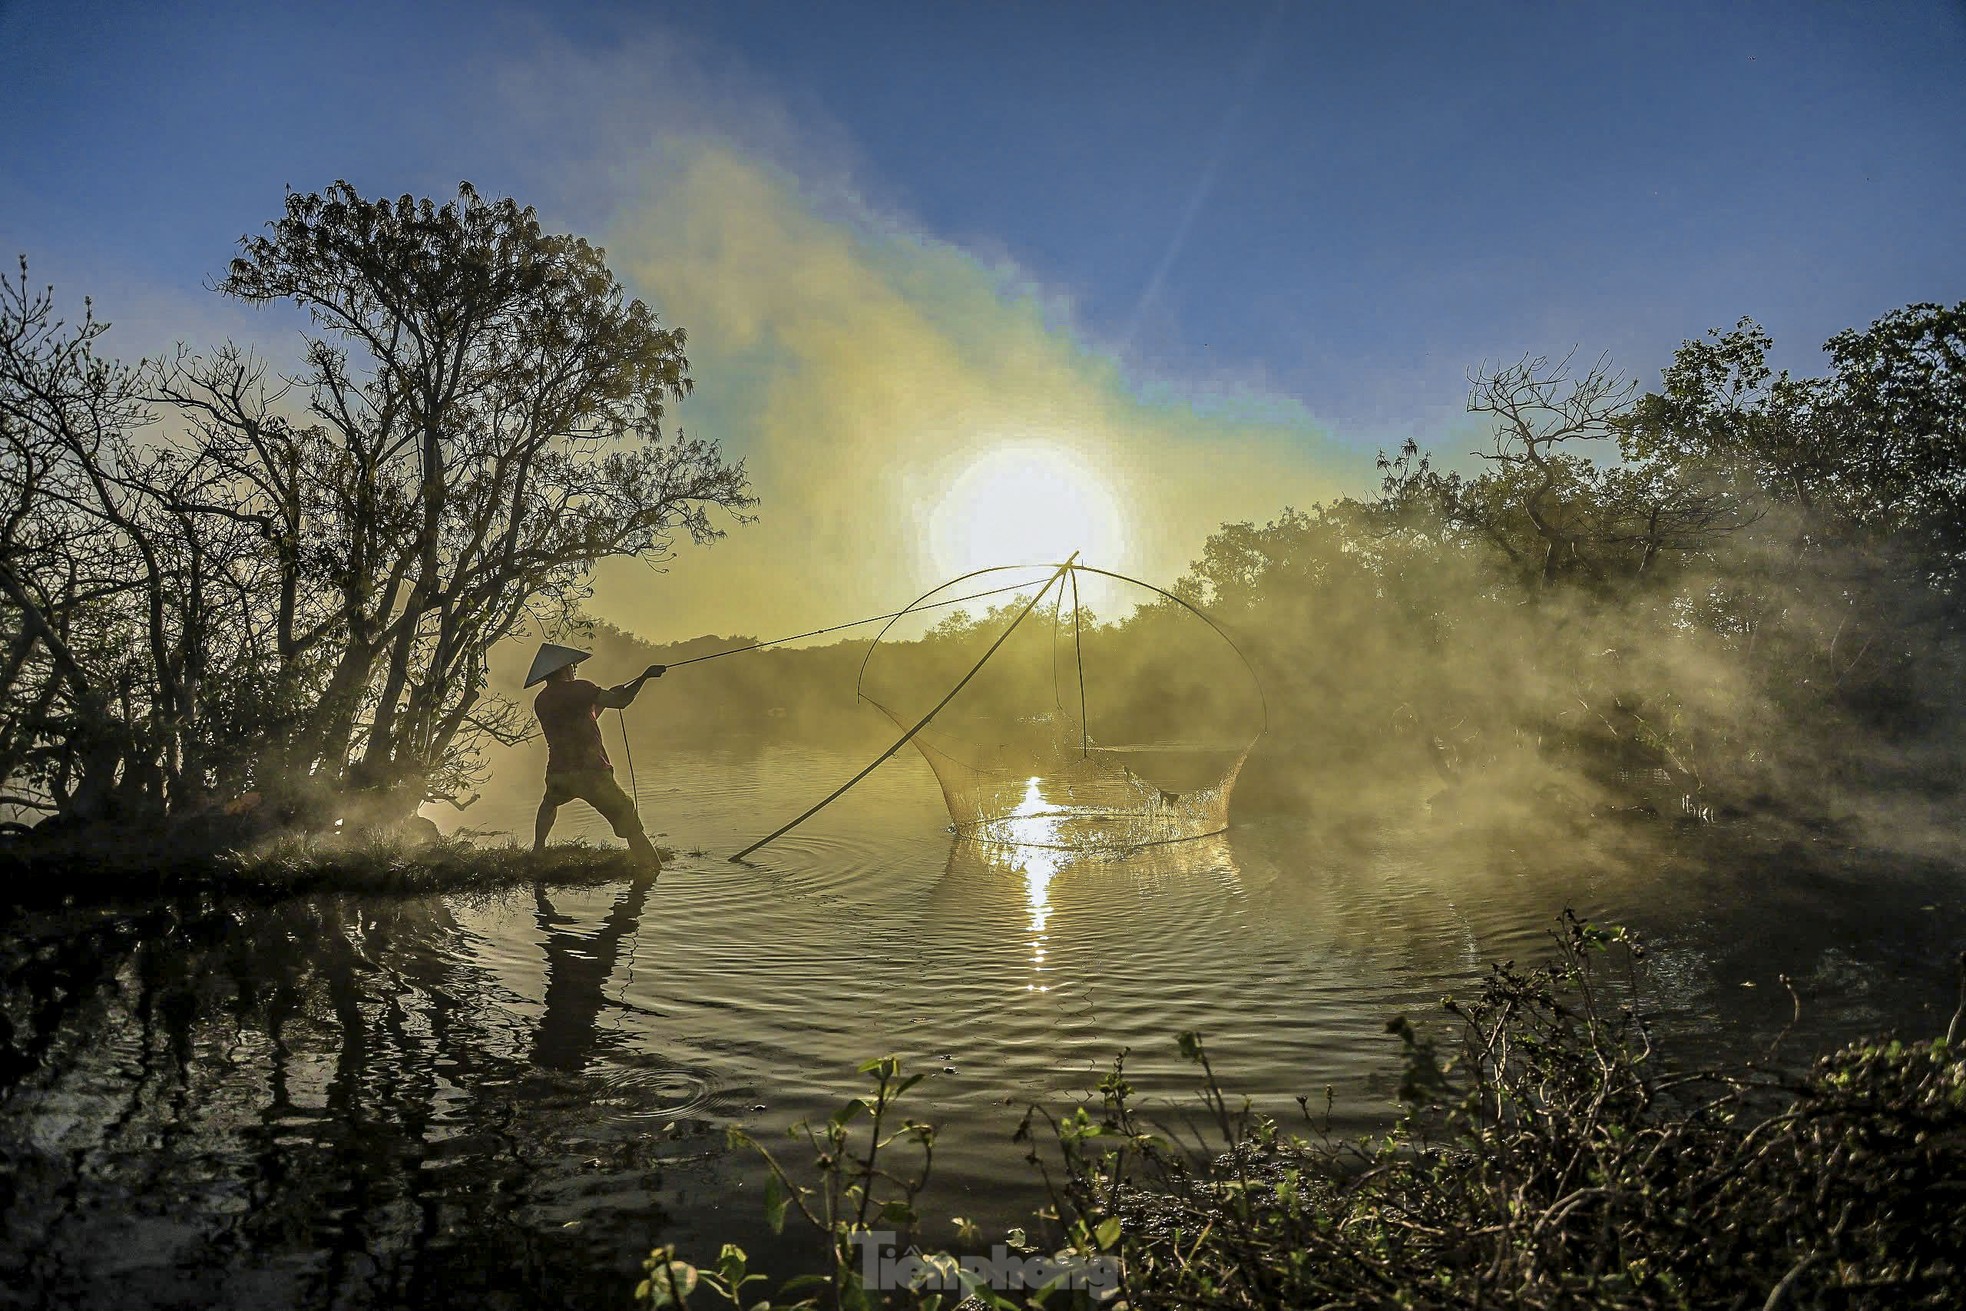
[[963, 777, 1250, 994], [991, 777, 1075, 988]]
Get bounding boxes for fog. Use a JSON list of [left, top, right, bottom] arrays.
[[471, 312, 1966, 868]]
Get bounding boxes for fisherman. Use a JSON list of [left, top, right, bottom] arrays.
[[525, 643, 666, 866]]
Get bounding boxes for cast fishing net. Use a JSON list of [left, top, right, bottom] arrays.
[[856, 562, 1266, 851]]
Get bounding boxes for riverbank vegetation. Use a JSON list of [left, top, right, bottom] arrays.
[[1, 182, 752, 844], [654, 917, 1966, 1309], [1178, 309, 1966, 841]]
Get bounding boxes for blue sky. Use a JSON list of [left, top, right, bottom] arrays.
[[4, 0, 1962, 635]]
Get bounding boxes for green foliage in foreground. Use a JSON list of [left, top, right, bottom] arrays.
[[645, 915, 1966, 1309]]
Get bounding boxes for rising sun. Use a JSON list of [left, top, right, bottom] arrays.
[[926, 442, 1127, 577]]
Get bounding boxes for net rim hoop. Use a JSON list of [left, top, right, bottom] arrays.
[[854, 560, 1270, 739], [954, 824, 1232, 854], [853, 562, 1062, 697]]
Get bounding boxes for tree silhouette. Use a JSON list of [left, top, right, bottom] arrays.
[[3, 183, 756, 831]]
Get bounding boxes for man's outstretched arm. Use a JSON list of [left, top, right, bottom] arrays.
[[595, 664, 666, 709]]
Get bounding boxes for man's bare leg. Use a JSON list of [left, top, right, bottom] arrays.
[[534, 797, 559, 852], [588, 774, 661, 869], [612, 813, 661, 868]]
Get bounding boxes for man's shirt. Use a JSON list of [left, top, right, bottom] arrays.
[[534, 678, 613, 774]]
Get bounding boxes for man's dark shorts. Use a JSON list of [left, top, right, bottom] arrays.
[[542, 768, 644, 834]]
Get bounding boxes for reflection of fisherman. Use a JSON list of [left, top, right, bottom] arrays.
[[525, 643, 666, 866]]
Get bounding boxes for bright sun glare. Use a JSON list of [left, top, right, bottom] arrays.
[[927, 442, 1126, 578]]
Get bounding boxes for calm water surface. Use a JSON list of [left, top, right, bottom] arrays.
[[3, 743, 1962, 1308]]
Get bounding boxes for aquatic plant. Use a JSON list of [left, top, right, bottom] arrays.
[[637, 1055, 942, 1311], [1027, 914, 1966, 1308], [657, 913, 1966, 1308]]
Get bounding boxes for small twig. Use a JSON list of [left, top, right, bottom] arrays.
[[1948, 950, 1966, 1048], [1764, 973, 1802, 1063], [1762, 1252, 1817, 1311]]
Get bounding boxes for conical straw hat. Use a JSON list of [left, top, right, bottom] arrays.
[[524, 642, 591, 687]]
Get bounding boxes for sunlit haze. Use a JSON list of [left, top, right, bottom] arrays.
[[5, 2, 1959, 644], [928, 442, 1126, 578], [593, 144, 1338, 639]]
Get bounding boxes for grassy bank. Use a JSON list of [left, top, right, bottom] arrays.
[[0, 834, 662, 910], [651, 915, 1966, 1310]]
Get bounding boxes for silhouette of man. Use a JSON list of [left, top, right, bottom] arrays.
[[525, 643, 665, 865]]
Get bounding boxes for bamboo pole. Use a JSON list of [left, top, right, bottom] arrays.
[[729, 553, 1078, 862]]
